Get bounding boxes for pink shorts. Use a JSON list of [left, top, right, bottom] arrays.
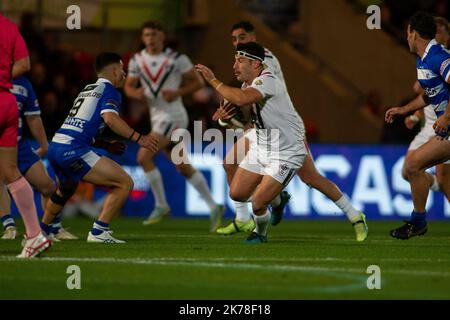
[[0, 91, 18, 147]]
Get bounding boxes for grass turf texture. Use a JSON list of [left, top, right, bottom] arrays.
[[0, 218, 449, 299]]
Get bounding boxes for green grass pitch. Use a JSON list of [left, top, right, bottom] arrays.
[[0, 217, 449, 299]]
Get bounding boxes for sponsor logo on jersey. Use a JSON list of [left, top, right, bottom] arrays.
[[64, 117, 86, 129], [279, 163, 288, 176], [440, 58, 450, 76]]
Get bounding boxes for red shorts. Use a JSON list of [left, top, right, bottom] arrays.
[[0, 91, 18, 147]]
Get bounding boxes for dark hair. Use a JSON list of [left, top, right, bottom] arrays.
[[231, 21, 255, 33], [141, 20, 165, 33], [435, 16, 450, 34], [236, 42, 265, 62], [409, 11, 437, 40], [95, 52, 122, 73]]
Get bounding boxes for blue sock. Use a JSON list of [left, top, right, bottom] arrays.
[[51, 214, 62, 234], [411, 211, 427, 228], [1, 214, 16, 230], [91, 220, 109, 236], [40, 222, 53, 235]]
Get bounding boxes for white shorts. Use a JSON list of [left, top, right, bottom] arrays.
[[409, 125, 450, 165], [244, 128, 257, 146], [239, 141, 306, 186], [151, 111, 189, 138]]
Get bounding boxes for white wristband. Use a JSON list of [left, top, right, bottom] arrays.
[[218, 118, 229, 127], [408, 115, 420, 122]]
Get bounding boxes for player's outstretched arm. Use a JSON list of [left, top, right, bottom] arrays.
[[195, 64, 262, 106], [102, 112, 158, 152], [385, 94, 427, 124], [93, 138, 127, 155], [432, 77, 450, 137], [25, 115, 48, 158]]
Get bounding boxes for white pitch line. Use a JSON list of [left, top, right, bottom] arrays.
[[1, 256, 449, 278]]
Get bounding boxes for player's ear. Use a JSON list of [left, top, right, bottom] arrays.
[[112, 64, 119, 79]]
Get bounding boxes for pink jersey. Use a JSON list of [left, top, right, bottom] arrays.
[[0, 14, 28, 91]]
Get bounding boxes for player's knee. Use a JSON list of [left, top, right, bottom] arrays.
[[3, 166, 21, 183], [229, 189, 248, 203], [51, 181, 77, 206], [437, 169, 450, 193], [404, 155, 421, 177], [298, 170, 319, 188], [120, 174, 134, 193], [40, 179, 56, 197], [137, 152, 151, 167], [401, 165, 410, 181], [176, 164, 194, 177]]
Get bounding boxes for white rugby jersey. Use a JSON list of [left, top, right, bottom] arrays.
[[245, 70, 305, 154], [263, 47, 285, 87], [128, 48, 193, 120]]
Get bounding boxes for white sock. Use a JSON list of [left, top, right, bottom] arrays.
[[254, 210, 270, 236], [234, 201, 250, 222], [145, 168, 168, 208], [430, 174, 440, 192], [188, 171, 216, 211], [271, 194, 281, 207], [335, 195, 360, 223]]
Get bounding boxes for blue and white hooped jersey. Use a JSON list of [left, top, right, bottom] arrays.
[[417, 39, 450, 117], [52, 78, 121, 146], [10, 76, 40, 141]]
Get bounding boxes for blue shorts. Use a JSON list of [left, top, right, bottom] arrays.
[[17, 139, 41, 175], [48, 141, 101, 184]]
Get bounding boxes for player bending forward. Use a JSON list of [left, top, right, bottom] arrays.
[[196, 42, 306, 243], [40, 52, 158, 243], [215, 21, 368, 242]]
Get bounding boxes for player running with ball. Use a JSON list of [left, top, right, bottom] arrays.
[[196, 42, 306, 243]]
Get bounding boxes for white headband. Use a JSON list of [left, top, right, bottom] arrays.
[[235, 51, 264, 62]]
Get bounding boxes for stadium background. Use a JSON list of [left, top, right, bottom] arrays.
[[2, 0, 449, 220]]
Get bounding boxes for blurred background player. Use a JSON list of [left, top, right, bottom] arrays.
[[385, 12, 450, 239], [217, 21, 368, 242], [403, 17, 450, 201], [0, 12, 51, 258], [124, 21, 224, 231], [0, 75, 77, 240], [59, 182, 106, 220], [197, 42, 307, 244], [40, 52, 158, 243]]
